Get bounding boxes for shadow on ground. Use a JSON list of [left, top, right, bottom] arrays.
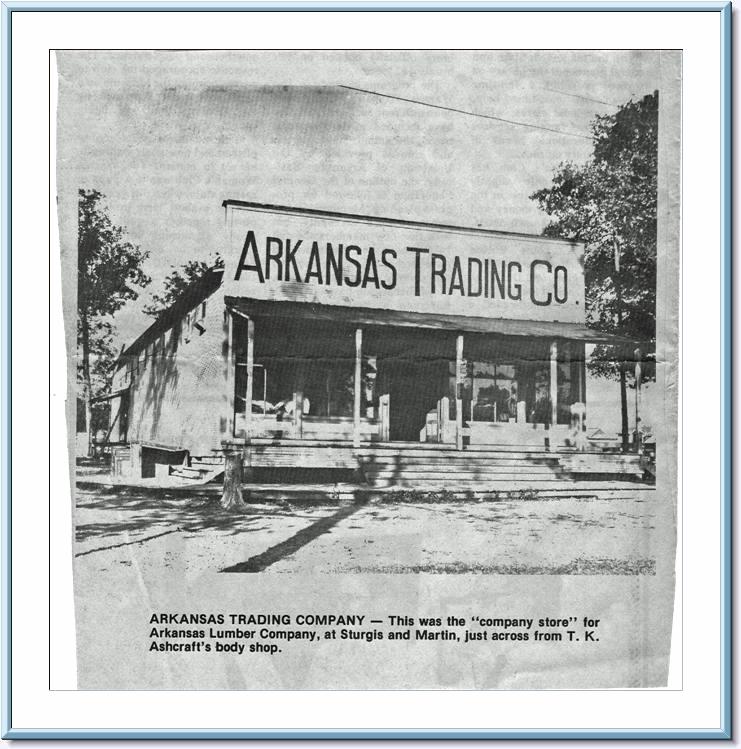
[[219, 501, 366, 573], [75, 490, 316, 546]]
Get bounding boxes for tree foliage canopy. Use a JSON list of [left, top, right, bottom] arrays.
[[530, 92, 658, 379], [78, 189, 151, 322], [77, 189, 151, 398], [143, 254, 224, 318]]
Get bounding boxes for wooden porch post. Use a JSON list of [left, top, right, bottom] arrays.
[[549, 340, 559, 429], [437, 396, 449, 444], [634, 347, 642, 453], [226, 310, 236, 438], [579, 342, 587, 430], [245, 317, 254, 438], [353, 328, 363, 448], [379, 393, 390, 442], [455, 333, 464, 450], [293, 390, 303, 438]]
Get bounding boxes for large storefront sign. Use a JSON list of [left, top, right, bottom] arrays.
[[223, 202, 585, 324]]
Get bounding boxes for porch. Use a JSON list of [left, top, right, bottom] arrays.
[[226, 298, 597, 451], [228, 438, 650, 488]]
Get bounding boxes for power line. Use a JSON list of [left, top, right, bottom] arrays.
[[340, 85, 592, 141], [544, 87, 619, 108]]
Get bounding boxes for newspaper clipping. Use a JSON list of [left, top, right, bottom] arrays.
[[57, 50, 680, 689]]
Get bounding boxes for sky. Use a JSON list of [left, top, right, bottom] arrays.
[[57, 50, 663, 433]]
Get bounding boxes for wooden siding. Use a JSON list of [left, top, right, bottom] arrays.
[[119, 289, 230, 455]]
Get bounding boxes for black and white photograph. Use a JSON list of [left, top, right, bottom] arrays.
[[57, 49, 679, 690]]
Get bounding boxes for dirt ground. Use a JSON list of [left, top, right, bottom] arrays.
[[74, 485, 657, 576]]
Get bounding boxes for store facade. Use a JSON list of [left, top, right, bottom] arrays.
[[222, 200, 593, 451], [110, 201, 620, 474]]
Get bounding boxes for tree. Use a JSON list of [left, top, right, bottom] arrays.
[[78, 190, 151, 455], [76, 316, 116, 435], [530, 91, 657, 451], [143, 254, 224, 318]]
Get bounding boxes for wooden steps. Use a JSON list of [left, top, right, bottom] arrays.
[[239, 483, 655, 502], [191, 455, 224, 466], [365, 445, 569, 454], [76, 477, 655, 500], [357, 456, 561, 467], [367, 466, 559, 476], [236, 441, 647, 488], [168, 460, 224, 483], [356, 445, 643, 486], [249, 444, 355, 470], [369, 477, 573, 488], [248, 439, 571, 453]]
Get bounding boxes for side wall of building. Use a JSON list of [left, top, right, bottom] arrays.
[[112, 290, 230, 455]]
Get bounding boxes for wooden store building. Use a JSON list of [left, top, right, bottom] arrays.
[[104, 201, 645, 488]]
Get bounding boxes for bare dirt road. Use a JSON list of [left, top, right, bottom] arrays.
[[74, 487, 657, 576]]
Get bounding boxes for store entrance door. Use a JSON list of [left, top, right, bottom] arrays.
[[365, 326, 456, 444], [386, 360, 445, 442]]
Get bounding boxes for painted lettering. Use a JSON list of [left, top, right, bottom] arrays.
[[554, 265, 568, 303], [508, 261, 522, 300], [229, 231, 577, 318], [325, 242, 343, 286], [344, 245, 362, 287], [406, 247, 429, 296], [265, 237, 283, 280], [491, 260, 506, 299], [431, 253, 447, 294], [234, 230, 264, 283], [284, 239, 302, 282], [448, 256, 465, 295], [362, 247, 380, 289], [530, 259, 553, 306], [467, 257, 482, 297], [304, 241, 323, 284], [380, 249, 397, 290]]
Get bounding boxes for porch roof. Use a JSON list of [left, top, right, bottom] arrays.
[[91, 387, 129, 403], [225, 297, 623, 343]]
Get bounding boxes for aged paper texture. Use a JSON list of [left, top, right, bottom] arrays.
[[57, 50, 680, 689]]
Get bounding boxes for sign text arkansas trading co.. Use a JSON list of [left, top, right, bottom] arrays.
[[223, 207, 585, 322]]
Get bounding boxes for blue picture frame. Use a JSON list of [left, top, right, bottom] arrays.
[[1, 1, 731, 739]]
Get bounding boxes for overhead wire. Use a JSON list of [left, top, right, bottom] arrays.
[[339, 84, 593, 141], [544, 87, 619, 108]]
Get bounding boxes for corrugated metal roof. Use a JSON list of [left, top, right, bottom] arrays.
[[224, 296, 625, 343], [222, 199, 584, 248], [119, 269, 224, 361]]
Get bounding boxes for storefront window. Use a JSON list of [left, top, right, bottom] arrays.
[[468, 362, 519, 422], [305, 360, 354, 417], [234, 355, 357, 418], [232, 318, 584, 436], [556, 341, 583, 425], [459, 337, 584, 427], [233, 316, 358, 420], [363, 356, 378, 418]]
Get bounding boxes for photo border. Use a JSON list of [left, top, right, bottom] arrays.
[[1, 1, 731, 739]]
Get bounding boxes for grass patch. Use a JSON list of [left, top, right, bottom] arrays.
[[376, 488, 547, 504], [340, 557, 656, 575], [377, 489, 462, 504]]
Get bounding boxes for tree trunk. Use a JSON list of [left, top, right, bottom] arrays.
[[80, 314, 94, 458], [221, 450, 250, 512], [619, 364, 629, 453]]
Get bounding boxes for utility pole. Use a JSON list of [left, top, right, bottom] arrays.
[[614, 238, 629, 454]]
